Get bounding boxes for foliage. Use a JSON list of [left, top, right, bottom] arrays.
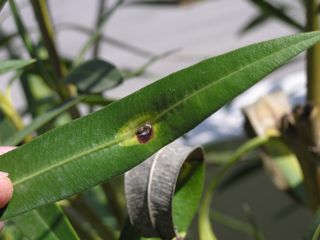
[[0, 0, 319, 239]]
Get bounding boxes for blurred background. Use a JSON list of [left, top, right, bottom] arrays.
[[0, 0, 314, 239]]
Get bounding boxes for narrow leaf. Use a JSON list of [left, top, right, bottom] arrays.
[[247, 0, 304, 31], [65, 59, 123, 94], [4, 96, 85, 145], [123, 49, 178, 79], [240, 13, 270, 33], [14, 204, 79, 240], [57, 23, 154, 58], [0, 32, 320, 220], [81, 94, 114, 106], [0, 59, 35, 75]]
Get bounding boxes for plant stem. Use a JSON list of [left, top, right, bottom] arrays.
[[30, 0, 79, 109], [93, 0, 107, 58], [243, 203, 265, 240], [210, 210, 254, 238], [302, 0, 320, 210], [57, 23, 154, 58], [0, 92, 32, 143], [198, 135, 278, 240], [306, 0, 320, 105], [30, 0, 67, 79], [0, 92, 24, 131], [73, 0, 123, 67]]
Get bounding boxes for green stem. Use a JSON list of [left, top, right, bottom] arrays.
[[30, 0, 67, 79], [123, 49, 178, 79], [30, 0, 80, 117], [243, 204, 265, 240], [0, 92, 24, 131], [0, 91, 32, 143], [73, 0, 123, 67], [57, 23, 154, 58], [210, 210, 254, 238], [198, 135, 278, 240], [93, 0, 107, 58], [306, 0, 320, 105]]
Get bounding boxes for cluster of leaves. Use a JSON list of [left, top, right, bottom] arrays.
[[0, 0, 319, 239]]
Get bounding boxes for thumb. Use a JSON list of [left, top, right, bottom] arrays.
[[0, 147, 15, 209], [0, 171, 13, 209]]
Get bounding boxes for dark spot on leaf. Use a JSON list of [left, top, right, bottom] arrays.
[[136, 123, 153, 144]]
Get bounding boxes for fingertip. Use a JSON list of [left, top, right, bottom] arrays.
[[0, 147, 16, 155], [0, 176, 13, 209]]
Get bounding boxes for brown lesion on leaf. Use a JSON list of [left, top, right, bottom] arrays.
[[116, 113, 157, 147], [136, 123, 153, 144]]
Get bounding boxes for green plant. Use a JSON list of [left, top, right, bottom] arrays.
[[0, 0, 319, 239]]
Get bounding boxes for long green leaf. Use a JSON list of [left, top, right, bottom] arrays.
[[0, 59, 35, 75], [247, 0, 304, 31], [0, 32, 320, 220], [57, 23, 154, 58], [65, 59, 123, 94], [240, 13, 270, 33], [14, 204, 79, 240], [4, 96, 85, 146]]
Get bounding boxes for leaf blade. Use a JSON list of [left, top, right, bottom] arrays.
[[14, 204, 79, 240], [65, 59, 123, 94], [0, 59, 35, 75], [4, 96, 85, 145], [1, 32, 320, 219]]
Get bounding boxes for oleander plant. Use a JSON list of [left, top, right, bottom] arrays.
[[0, 0, 320, 239]]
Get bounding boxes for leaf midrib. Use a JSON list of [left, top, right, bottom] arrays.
[[13, 35, 318, 187]]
